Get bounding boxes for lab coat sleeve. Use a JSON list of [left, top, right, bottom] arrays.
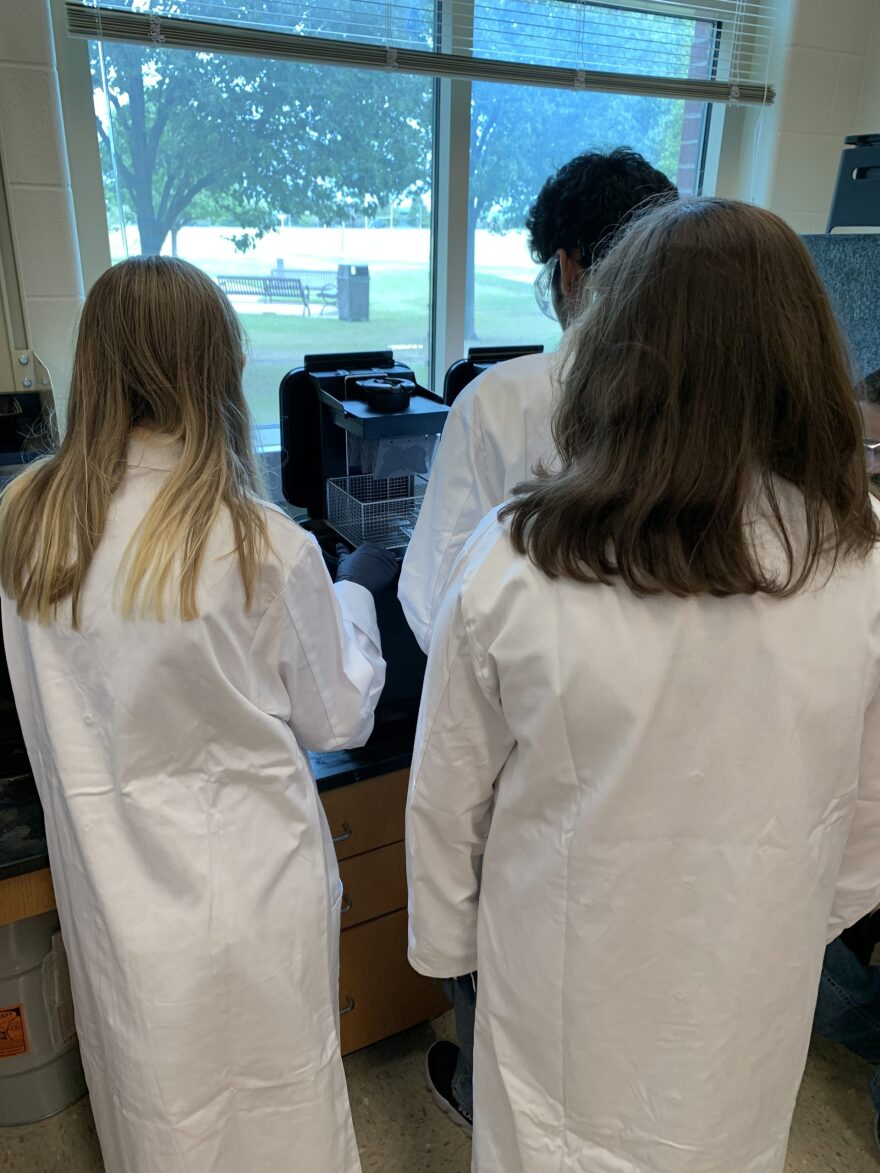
[[271, 536, 386, 752], [406, 588, 514, 978], [827, 682, 880, 940], [399, 389, 502, 654]]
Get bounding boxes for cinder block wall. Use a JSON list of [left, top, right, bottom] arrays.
[[765, 0, 880, 233]]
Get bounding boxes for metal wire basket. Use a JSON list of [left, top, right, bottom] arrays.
[[326, 473, 428, 549]]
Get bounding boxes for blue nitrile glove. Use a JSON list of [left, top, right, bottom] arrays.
[[335, 543, 399, 595]]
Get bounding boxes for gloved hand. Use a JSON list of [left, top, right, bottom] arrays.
[[335, 543, 399, 595]]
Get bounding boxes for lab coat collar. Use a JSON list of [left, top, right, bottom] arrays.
[[127, 429, 184, 472]]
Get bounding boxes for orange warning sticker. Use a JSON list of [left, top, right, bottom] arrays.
[[0, 1005, 28, 1059]]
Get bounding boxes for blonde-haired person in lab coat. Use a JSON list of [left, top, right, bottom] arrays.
[[0, 256, 397, 1173], [406, 198, 880, 1173]]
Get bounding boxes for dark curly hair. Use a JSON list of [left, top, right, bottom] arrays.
[[525, 147, 678, 268]]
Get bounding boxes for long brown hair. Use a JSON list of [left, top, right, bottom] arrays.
[[502, 198, 878, 596], [0, 256, 269, 625]]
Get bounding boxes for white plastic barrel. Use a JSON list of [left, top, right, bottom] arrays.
[[0, 909, 87, 1125]]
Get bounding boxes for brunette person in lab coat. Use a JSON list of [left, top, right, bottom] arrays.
[[399, 147, 677, 1128], [406, 198, 880, 1173], [0, 257, 397, 1173]]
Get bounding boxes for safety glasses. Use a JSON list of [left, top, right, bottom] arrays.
[[533, 256, 559, 321]]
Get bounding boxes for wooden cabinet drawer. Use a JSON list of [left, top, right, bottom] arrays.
[[339, 841, 407, 929], [338, 909, 450, 1055], [0, 869, 56, 927], [321, 770, 409, 861]]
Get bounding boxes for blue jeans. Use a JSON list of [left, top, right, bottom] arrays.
[[814, 937, 880, 1114], [443, 973, 476, 1115]]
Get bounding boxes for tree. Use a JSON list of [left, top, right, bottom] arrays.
[[93, 33, 432, 254], [92, 0, 699, 334]]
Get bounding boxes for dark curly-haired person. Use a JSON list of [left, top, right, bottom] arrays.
[[400, 147, 677, 1133]]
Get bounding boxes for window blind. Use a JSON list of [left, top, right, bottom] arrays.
[[66, 0, 776, 105]]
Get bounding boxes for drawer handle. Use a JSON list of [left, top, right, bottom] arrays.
[[341, 893, 352, 914], [332, 822, 353, 845], [340, 994, 356, 1016]]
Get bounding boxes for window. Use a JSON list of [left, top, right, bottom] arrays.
[[465, 2, 716, 349], [467, 82, 710, 351], [92, 41, 434, 428], [70, 0, 774, 422]]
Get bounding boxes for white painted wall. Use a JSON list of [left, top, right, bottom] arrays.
[[856, 2, 880, 129], [729, 0, 880, 232], [0, 0, 83, 421]]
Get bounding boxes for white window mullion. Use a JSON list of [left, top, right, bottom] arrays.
[[431, 76, 471, 392], [431, 0, 474, 392]]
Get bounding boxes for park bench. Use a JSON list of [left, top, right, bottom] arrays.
[[285, 268, 339, 315], [217, 270, 339, 315]]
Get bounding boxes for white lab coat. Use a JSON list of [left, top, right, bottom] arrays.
[[406, 508, 880, 1173], [1, 434, 385, 1173], [399, 348, 562, 652]]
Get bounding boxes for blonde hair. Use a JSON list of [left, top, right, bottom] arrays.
[[0, 256, 269, 625]]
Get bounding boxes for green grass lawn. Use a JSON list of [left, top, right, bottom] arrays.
[[241, 268, 559, 425]]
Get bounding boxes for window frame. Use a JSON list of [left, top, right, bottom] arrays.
[[52, 0, 733, 418], [52, 0, 113, 288]]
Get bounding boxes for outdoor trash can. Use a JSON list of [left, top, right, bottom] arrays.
[[337, 264, 370, 322]]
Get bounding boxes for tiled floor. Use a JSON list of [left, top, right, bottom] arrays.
[[1, 1016, 876, 1171]]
